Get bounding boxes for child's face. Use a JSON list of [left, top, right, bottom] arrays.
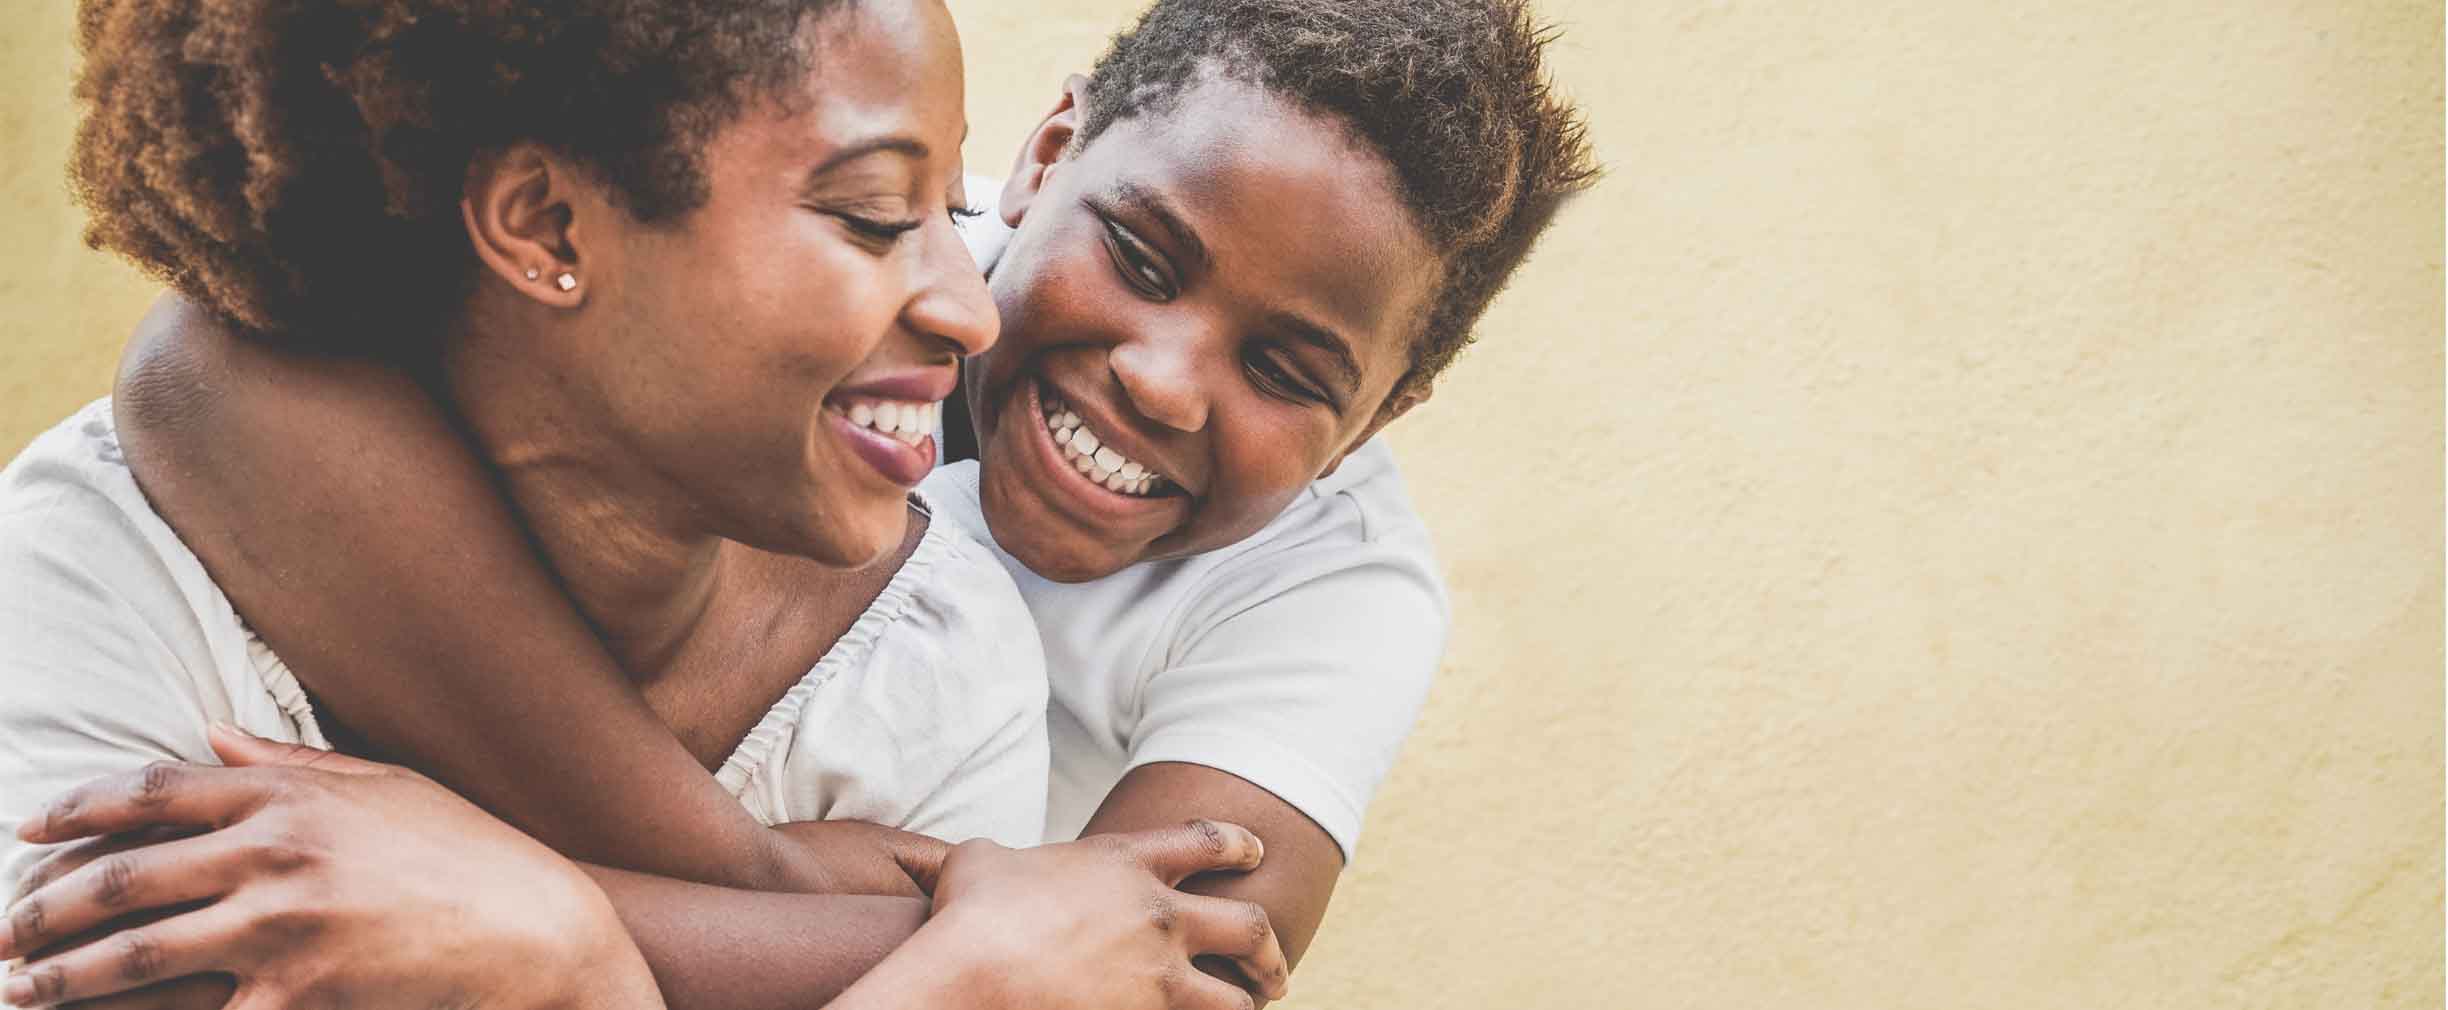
[[966, 76, 1442, 582]]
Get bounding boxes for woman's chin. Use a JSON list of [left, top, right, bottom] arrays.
[[796, 509, 910, 570]]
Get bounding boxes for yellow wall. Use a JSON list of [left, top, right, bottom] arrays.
[[5, 1, 2440, 1006]]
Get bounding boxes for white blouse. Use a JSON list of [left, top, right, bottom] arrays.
[[0, 400, 1048, 887]]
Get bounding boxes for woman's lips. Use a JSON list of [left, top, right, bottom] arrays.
[[830, 410, 935, 486]]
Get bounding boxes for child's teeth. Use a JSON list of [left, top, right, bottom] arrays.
[[1040, 388, 1171, 498]]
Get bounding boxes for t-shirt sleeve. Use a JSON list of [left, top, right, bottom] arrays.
[[0, 490, 223, 888], [1125, 537, 1447, 863]]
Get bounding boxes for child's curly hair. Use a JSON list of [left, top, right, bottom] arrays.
[[70, 0, 843, 353], [1080, 0, 1599, 394]]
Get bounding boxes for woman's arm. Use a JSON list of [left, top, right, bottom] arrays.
[[4, 731, 1289, 1010], [112, 295, 850, 891]]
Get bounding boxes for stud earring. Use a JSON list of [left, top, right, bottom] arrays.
[[523, 267, 540, 281], [555, 272, 578, 292]]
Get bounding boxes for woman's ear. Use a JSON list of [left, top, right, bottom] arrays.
[[461, 145, 588, 309], [999, 74, 1091, 227]]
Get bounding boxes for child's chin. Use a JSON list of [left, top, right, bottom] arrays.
[[1005, 530, 1130, 585]]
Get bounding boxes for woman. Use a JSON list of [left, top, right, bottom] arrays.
[[0, 1, 1286, 1008]]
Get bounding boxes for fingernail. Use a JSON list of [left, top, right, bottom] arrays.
[[3, 972, 34, 1007]]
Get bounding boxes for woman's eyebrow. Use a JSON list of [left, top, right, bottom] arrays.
[[803, 134, 929, 187], [1110, 179, 1210, 270]]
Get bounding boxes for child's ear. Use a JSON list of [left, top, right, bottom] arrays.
[[1321, 382, 1434, 480], [1000, 74, 1091, 226]]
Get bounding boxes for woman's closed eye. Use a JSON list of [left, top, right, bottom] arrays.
[[834, 203, 983, 251]]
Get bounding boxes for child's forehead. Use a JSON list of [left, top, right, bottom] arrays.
[[1061, 93, 1443, 396]]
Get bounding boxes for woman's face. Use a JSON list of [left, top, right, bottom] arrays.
[[554, 0, 991, 567], [966, 76, 1445, 582]]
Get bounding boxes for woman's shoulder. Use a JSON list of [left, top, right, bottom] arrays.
[[1, 399, 177, 574], [0, 400, 312, 769], [893, 495, 1047, 688]]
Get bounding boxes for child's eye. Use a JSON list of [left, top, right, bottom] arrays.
[[1100, 217, 1177, 300], [1245, 350, 1325, 405]]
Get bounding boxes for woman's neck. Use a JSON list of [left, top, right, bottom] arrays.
[[433, 320, 729, 678]]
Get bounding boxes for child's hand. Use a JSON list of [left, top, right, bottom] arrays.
[[907, 821, 1291, 1010], [767, 819, 952, 897]]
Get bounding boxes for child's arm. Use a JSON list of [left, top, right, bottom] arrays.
[[110, 294, 857, 892]]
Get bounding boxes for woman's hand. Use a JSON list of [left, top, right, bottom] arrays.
[[839, 821, 1291, 1010], [0, 725, 662, 1010]]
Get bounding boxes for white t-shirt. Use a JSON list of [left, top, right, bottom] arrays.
[[945, 181, 1446, 860], [919, 451, 1444, 862], [0, 400, 1048, 886]]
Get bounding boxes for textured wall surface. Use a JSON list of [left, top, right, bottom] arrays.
[[4, 1, 2439, 1006]]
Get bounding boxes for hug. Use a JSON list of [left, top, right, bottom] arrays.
[[0, 1, 1593, 1007]]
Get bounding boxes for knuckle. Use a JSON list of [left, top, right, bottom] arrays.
[[134, 761, 181, 806], [1184, 819, 1229, 859], [1240, 903, 1274, 951], [250, 829, 317, 874], [27, 963, 66, 1004], [17, 858, 59, 897], [10, 897, 47, 948], [1145, 893, 1178, 935], [40, 790, 86, 837], [117, 929, 165, 982], [252, 903, 327, 946], [94, 854, 139, 908]]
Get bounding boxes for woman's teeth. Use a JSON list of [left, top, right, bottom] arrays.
[[1041, 395, 1168, 497], [844, 399, 939, 447]]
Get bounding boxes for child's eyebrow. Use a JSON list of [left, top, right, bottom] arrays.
[[1110, 179, 1210, 270]]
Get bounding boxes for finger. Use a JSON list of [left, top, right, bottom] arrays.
[[17, 765, 278, 846], [3, 835, 254, 960], [205, 725, 379, 778], [15, 829, 197, 905], [57, 973, 234, 1010], [1169, 893, 1288, 1002], [1116, 820, 1265, 886], [1163, 962, 1262, 1010], [3, 906, 249, 1008]]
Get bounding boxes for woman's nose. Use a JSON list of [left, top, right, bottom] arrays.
[[903, 219, 1000, 357]]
